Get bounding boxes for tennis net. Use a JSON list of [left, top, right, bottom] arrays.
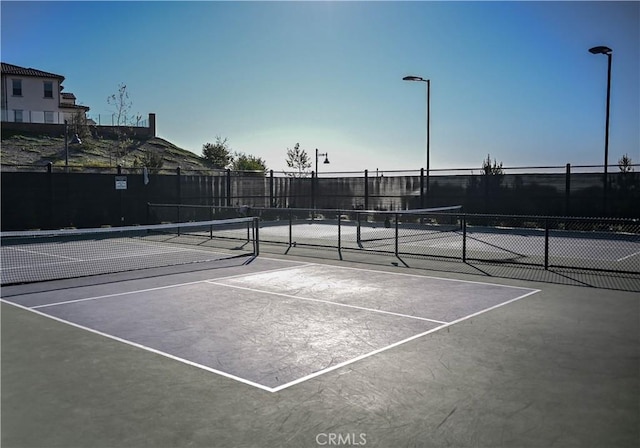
[[0, 217, 259, 285], [356, 206, 463, 247]]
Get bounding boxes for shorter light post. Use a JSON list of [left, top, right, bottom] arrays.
[[315, 148, 329, 175], [313, 149, 329, 211]]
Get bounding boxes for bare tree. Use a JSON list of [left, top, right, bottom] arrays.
[[285, 143, 311, 177], [107, 83, 134, 165]]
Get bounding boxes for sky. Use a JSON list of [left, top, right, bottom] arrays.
[[1, 1, 638, 174]]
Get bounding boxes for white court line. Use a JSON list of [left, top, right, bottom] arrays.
[[30, 263, 313, 309], [270, 288, 540, 392], [4, 246, 83, 262], [0, 299, 274, 393], [1, 235, 250, 271], [286, 262, 539, 291], [617, 250, 640, 262], [205, 281, 449, 325], [0, 246, 221, 271], [5, 284, 541, 395], [2, 265, 540, 394]]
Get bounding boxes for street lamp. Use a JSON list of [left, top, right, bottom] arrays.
[[403, 75, 431, 197], [315, 148, 329, 175], [588, 45, 612, 215]]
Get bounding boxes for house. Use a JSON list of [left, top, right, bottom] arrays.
[[1, 62, 90, 124]]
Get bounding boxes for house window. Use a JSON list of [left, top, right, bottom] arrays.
[[14, 110, 23, 123], [12, 79, 22, 96], [44, 111, 54, 123], [44, 81, 53, 98]]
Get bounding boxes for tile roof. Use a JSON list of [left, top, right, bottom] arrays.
[[1, 62, 65, 80]]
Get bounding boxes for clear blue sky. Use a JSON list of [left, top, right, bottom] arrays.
[[2, 1, 638, 173]]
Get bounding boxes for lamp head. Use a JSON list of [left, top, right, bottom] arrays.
[[589, 46, 612, 55], [403, 75, 426, 82], [323, 154, 330, 164]]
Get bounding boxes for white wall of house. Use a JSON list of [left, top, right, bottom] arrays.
[[3, 75, 65, 124]]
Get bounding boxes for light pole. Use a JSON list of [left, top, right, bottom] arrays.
[[403, 75, 431, 197], [588, 45, 612, 215], [313, 149, 329, 211], [315, 148, 329, 175]]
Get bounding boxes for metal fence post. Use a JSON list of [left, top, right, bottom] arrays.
[[394, 213, 399, 257], [462, 214, 467, 262], [565, 163, 571, 216], [118, 164, 124, 225], [337, 213, 342, 254], [226, 169, 231, 207], [288, 209, 293, 248], [269, 170, 274, 207], [311, 170, 316, 210], [544, 218, 550, 270], [420, 168, 425, 209], [47, 162, 54, 229], [364, 169, 369, 210]]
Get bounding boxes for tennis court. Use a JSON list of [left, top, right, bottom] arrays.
[[2, 218, 639, 447]]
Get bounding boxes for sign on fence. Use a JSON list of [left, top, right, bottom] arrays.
[[115, 175, 127, 190]]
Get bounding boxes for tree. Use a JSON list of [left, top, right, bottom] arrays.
[[232, 152, 267, 173], [481, 154, 504, 176], [107, 83, 134, 165], [481, 153, 504, 190], [132, 148, 164, 173], [285, 143, 311, 177], [107, 83, 132, 127], [68, 109, 92, 140], [618, 153, 634, 173], [202, 136, 233, 169]]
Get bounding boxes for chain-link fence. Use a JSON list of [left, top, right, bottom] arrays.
[[147, 204, 640, 275]]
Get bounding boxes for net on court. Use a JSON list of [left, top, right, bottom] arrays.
[[0, 218, 259, 285], [356, 206, 463, 247]]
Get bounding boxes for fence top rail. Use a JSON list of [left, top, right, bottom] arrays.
[[3, 163, 639, 176]]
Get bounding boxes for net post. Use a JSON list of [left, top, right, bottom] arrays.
[[288, 209, 293, 248], [356, 211, 361, 245], [337, 212, 342, 253], [253, 217, 260, 256], [544, 218, 550, 269]]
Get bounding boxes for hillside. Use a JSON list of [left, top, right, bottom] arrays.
[[0, 133, 211, 172]]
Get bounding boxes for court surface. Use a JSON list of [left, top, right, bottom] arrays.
[[2, 261, 537, 392], [2, 254, 638, 448]]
